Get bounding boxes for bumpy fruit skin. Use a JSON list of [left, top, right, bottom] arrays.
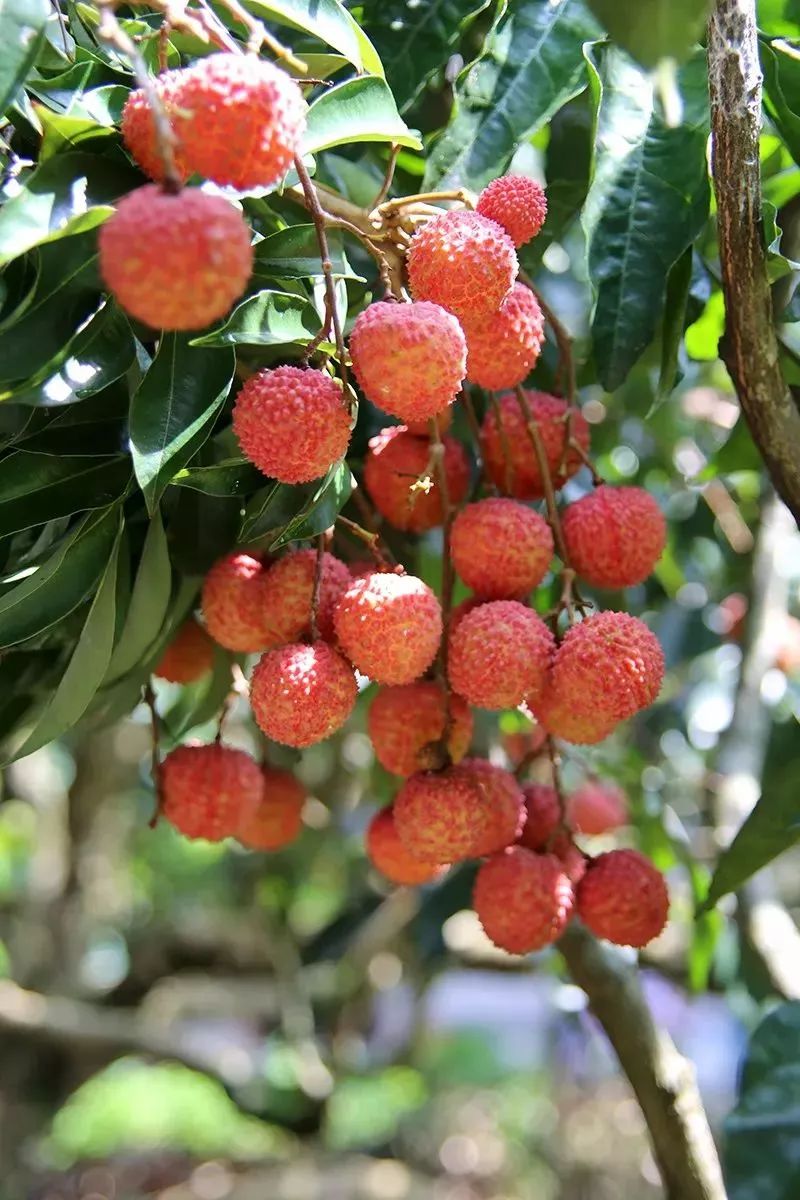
[[261, 550, 350, 644], [394, 766, 493, 862], [473, 847, 574, 954], [567, 781, 627, 836], [464, 283, 545, 390], [367, 682, 473, 776], [518, 784, 561, 851], [529, 690, 618, 746], [448, 600, 555, 710], [481, 391, 589, 500], [154, 618, 215, 684], [552, 833, 588, 886], [450, 498, 554, 599], [250, 642, 357, 748], [237, 767, 305, 851], [363, 426, 470, 532], [334, 571, 442, 685], [562, 486, 666, 589], [99, 185, 253, 331], [407, 210, 518, 321], [366, 805, 447, 885], [233, 366, 350, 484], [122, 70, 190, 182], [463, 758, 525, 855], [201, 553, 277, 653], [476, 175, 548, 247], [406, 407, 453, 437], [577, 849, 669, 948], [161, 743, 263, 841], [350, 301, 466, 423]]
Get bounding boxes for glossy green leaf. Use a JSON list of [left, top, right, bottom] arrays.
[[759, 0, 800, 36], [656, 247, 694, 404], [37, 98, 120, 160], [252, 225, 362, 282], [171, 459, 264, 497], [191, 290, 322, 349], [0, 0, 49, 114], [0, 452, 130, 537], [160, 647, 233, 747], [519, 91, 593, 270], [588, 0, 711, 68], [270, 460, 353, 548], [129, 336, 236, 513], [105, 512, 172, 683], [761, 38, 800, 169], [302, 76, 423, 155], [424, 0, 599, 189], [584, 49, 711, 390], [244, 0, 383, 77], [239, 480, 307, 543]]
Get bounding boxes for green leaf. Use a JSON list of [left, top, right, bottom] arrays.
[[244, 0, 384, 77], [37, 97, 120, 160], [105, 511, 172, 683], [239, 480, 307, 543], [0, 0, 49, 114], [759, 0, 800, 36], [761, 38, 800, 170], [519, 91, 593, 270], [270, 460, 353, 549], [303, 76, 422, 154], [588, 0, 712, 68], [424, 0, 600, 189], [129, 336, 236, 513], [160, 647, 233, 746], [252, 225, 362, 282], [191, 289, 322, 349], [171, 459, 264, 497], [655, 247, 694, 405], [0, 452, 130, 537], [583, 48, 711, 390], [725, 1003, 800, 1199]]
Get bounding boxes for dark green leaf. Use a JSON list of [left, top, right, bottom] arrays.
[[252, 225, 362, 282], [37, 94, 122, 160], [239, 480, 307, 543], [761, 38, 800, 170], [244, 0, 384, 76], [519, 91, 593, 270], [303, 76, 423, 154], [167, 490, 242, 575], [160, 647, 233, 746], [655, 247, 694, 405], [270, 460, 353, 549], [0, 0, 50, 114], [191, 289, 322, 349], [172, 459, 264, 497], [0, 452, 130, 536], [105, 511, 171, 683], [588, 0, 712, 68]]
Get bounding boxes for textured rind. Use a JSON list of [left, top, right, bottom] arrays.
[[155, 618, 215, 684], [334, 571, 442, 685], [350, 301, 466, 421], [450, 498, 554, 599], [162, 743, 264, 841], [462, 758, 525, 855], [201, 553, 278, 653], [567, 781, 628, 836], [237, 767, 305, 851], [553, 834, 588, 886], [233, 365, 350, 484], [99, 185, 253, 331], [464, 283, 545, 390], [529, 690, 618, 746], [407, 210, 518, 320], [476, 175, 548, 247], [406, 407, 453, 436], [364, 425, 470, 532], [261, 550, 350, 644], [577, 849, 669, 948], [473, 847, 574, 954], [367, 682, 473, 776], [562, 486, 667, 589], [480, 391, 590, 500], [250, 642, 357, 748], [121, 70, 191, 182], [518, 784, 561, 851], [393, 766, 493, 862], [366, 805, 447, 885], [447, 600, 555, 710]]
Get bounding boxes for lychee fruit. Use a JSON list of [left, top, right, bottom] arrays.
[[476, 175, 548, 247], [562, 486, 666, 589], [393, 765, 495, 863], [261, 549, 350, 644], [121, 69, 190, 183], [407, 209, 518, 321], [406, 406, 453, 437], [473, 847, 574, 954], [567, 781, 628, 836], [450, 498, 553, 599], [462, 758, 525, 855], [576, 849, 669, 948], [349, 300, 466, 423], [161, 742, 263, 841], [464, 283, 545, 390], [236, 766, 305, 851], [366, 805, 447, 886], [334, 571, 442, 685], [480, 391, 589, 500], [154, 618, 215, 684], [552, 832, 588, 886], [500, 716, 547, 767], [518, 783, 561, 851], [201, 553, 278, 653], [99, 185, 253, 330], [448, 595, 486, 638], [367, 682, 473, 776], [528, 689, 618, 746], [250, 641, 357, 747], [233, 365, 350, 484], [363, 425, 470, 533], [447, 600, 555, 710]]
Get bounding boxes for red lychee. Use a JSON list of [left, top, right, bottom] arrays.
[[236, 766, 305, 851], [528, 690, 618, 746], [406, 407, 453, 437], [393, 765, 494, 863], [363, 425, 470, 533], [349, 301, 466, 423], [500, 716, 547, 768], [464, 283, 545, 390], [161, 742, 263, 841], [99, 185, 253, 331], [154, 618, 215, 684], [576, 849, 669, 948], [462, 758, 525, 855], [567, 781, 628, 836], [250, 641, 357, 747], [201, 553, 277, 653], [562, 486, 666, 589], [450, 498, 553, 599], [233, 365, 350, 484], [473, 847, 574, 954], [367, 682, 473, 776], [448, 595, 486, 638], [407, 209, 518, 321], [260, 549, 350, 644], [476, 175, 547, 247], [121, 69, 190, 183], [334, 571, 442, 685], [518, 783, 560, 851], [552, 833, 588, 886], [447, 600, 555, 710], [366, 805, 447, 886], [480, 391, 589, 500]]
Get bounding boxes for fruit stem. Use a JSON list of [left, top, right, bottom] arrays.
[[336, 515, 393, 568], [211, 0, 308, 69], [429, 413, 456, 760], [545, 734, 569, 830], [309, 533, 325, 641], [143, 681, 164, 828], [489, 393, 515, 495], [377, 189, 475, 215], [371, 143, 401, 209], [350, 487, 399, 566], [462, 390, 498, 496], [518, 269, 576, 403]]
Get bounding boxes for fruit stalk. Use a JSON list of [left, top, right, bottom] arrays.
[[518, 269, 576, 402], [142, 682, 164, 827], [429, 414, 456, 754]]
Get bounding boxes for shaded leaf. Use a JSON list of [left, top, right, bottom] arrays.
[[252, 225, 362, 282], [270, 460, 353, 549], [0, 452, 130, 537], [762, 38, 800, 170], [655, 246, 694, 405], [191, 289, 322, 349], [105, 511, 172, 683], [303, 76, 423, 155], [171, 459, 264, 497], [239, 480, 308, 543], [160, 647, 233, 747], [520, 90, 593, 270], [588, 0, 711, 68], [0, 0, 50, 115], [245, 0, 384, 76]]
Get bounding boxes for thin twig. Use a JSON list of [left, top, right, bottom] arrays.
[[518, 268, 576, 402], [143, 682, 163, 828], [489, 392, 515, 495], [546, 735, 567, 826], [429, 413, 456, 761], [513, 385, 569, 565], [378, 188, 474, 215], [371, 143, 401, 208], [157, 18, 171, 72], [462, 391, 496, 495], [336, 515, 393, 568], [309, 533, 326, 641]]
